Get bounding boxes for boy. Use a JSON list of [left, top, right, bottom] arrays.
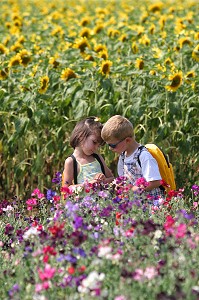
[[101, 115, 165, 200]]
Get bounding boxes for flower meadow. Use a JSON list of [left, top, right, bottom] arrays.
[[0, 0, 199, 198], [0, 0, 199, 298], [1, 175, 199, 299]]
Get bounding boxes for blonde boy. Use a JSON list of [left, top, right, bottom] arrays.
[[101, 115, 165, 200]]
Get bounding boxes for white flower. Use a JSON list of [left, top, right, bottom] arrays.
[[23, 227, 39, 240], [3, 205, 14, 211], [98, 246, 112, 258]]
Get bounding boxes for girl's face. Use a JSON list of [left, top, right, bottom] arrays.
[[81, 134, 101, 155]]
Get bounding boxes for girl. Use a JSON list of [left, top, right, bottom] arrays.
[[62, 117, 114, 187]]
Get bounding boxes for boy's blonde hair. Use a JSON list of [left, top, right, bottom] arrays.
[[101, 115, 134, 141]]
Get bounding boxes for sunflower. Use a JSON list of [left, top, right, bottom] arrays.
[[19, 49, 32, 67], [194, 32, 199, 40], [80, 28, 91, 38], [107, 28, 119, 38], [79, 17, 90, 27], [94, 44, 107, 53], [185, 71, 196, 83], [38, 76, 49, 94], [0, 68, 8, 80], [74, 37, 90, 53], [132, 42, 138, 54], [148, 2, 163, 13], [93, 24, 104, 34], [192, 44, 199, 62], [0, 44, 9, 55], [119, 34, 127, 42], [135, 58, 144, 70], [165, 71, 183, 92], [98, 50, 108, 60], [149, 24, 155, 35], [61, 68, 77, 81], [139, 34, 150, 46], [100, 60, 112, 76], [178, 37, 192, 49], [49, 56, 60, 68], [8, 54, 22, 67], [10, 42, 23, 52]]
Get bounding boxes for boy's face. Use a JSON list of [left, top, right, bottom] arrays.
[[106, 138, 127, 154]]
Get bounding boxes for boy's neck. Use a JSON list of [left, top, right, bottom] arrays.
[[125, 140, 140, 157]]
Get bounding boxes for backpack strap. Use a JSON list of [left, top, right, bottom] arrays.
[[70, 153, 105, 184], [137, 145, 146, 167], [93, 153, 105, 175], [70, 154, 78, 184]]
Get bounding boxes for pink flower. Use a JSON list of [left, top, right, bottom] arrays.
[[31, 188, 44, 199], [175, 223, 187, 239], [35, 281, 50, 292], [133, 268, 144, 281], [144, 267, 158, 279], [135, 177, 149, 188], [38, 264, 56, 281]]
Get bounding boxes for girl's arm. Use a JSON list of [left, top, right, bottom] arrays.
[[97, 154, 114, 184], [62, 157, 74, 187]]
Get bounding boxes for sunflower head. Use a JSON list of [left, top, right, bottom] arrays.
[[79, 28, 91, 38], [74, 37, 90, 53], [19, 49, 32, 67], [135, 58, 144, 70], [165, 71, 183, 92], [38, 76, 49, 94], [0, 44, 9, 55], [0, 68, 9, 80], [8, 54, 22, 67], [61, 68, 77, 81], [192, 44, 199, 62], [132, 42, 138, 54], [100, 60, 112, 76], [98, 50, 108, 60], [178, 37, 192, 49]]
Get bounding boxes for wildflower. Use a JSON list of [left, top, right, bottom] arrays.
[[60, 68, 77, 81], [38, 75, 49, 94], [52, 171, 62, 184], [26, 198, 37, 210], [31, 188, 44, 199], [100, 60, 112, 76], [23, 227, 40, 240], [175, 223, 187, 239], [192, 44, 199, 62], [38, 264, 56, 281], [165, 71, 183, 92]]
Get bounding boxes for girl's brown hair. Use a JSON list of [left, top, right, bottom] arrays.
[[70, 116, 104, 148]]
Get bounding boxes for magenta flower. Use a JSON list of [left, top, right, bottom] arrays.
[[38, 264, 56, 281], [31, 188, 44, 199], [26, 198, 37, 210], [175, 223, 187, 239]]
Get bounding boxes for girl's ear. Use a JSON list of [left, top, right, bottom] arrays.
[[125, 137, 131, 143]]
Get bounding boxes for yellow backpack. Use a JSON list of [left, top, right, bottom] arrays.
[[138, 144, 176, 193]]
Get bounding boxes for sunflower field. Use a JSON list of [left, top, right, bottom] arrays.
[[0, 1, 199, 299], [0, 0, 199, 198]]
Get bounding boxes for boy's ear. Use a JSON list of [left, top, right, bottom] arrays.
[[126, 137, 131, 143]]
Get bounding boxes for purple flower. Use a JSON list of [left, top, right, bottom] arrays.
[[52, 172, 62, 184], [73, 247, 86, 257], [8, 284, 20, 297], [73, 215, 83, 230], [46, 189, 56, 200]]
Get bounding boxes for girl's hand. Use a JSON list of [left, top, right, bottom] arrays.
[[94, 173, 106, 182]]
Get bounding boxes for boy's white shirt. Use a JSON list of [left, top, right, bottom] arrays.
[[117, 147, 161, 184]]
